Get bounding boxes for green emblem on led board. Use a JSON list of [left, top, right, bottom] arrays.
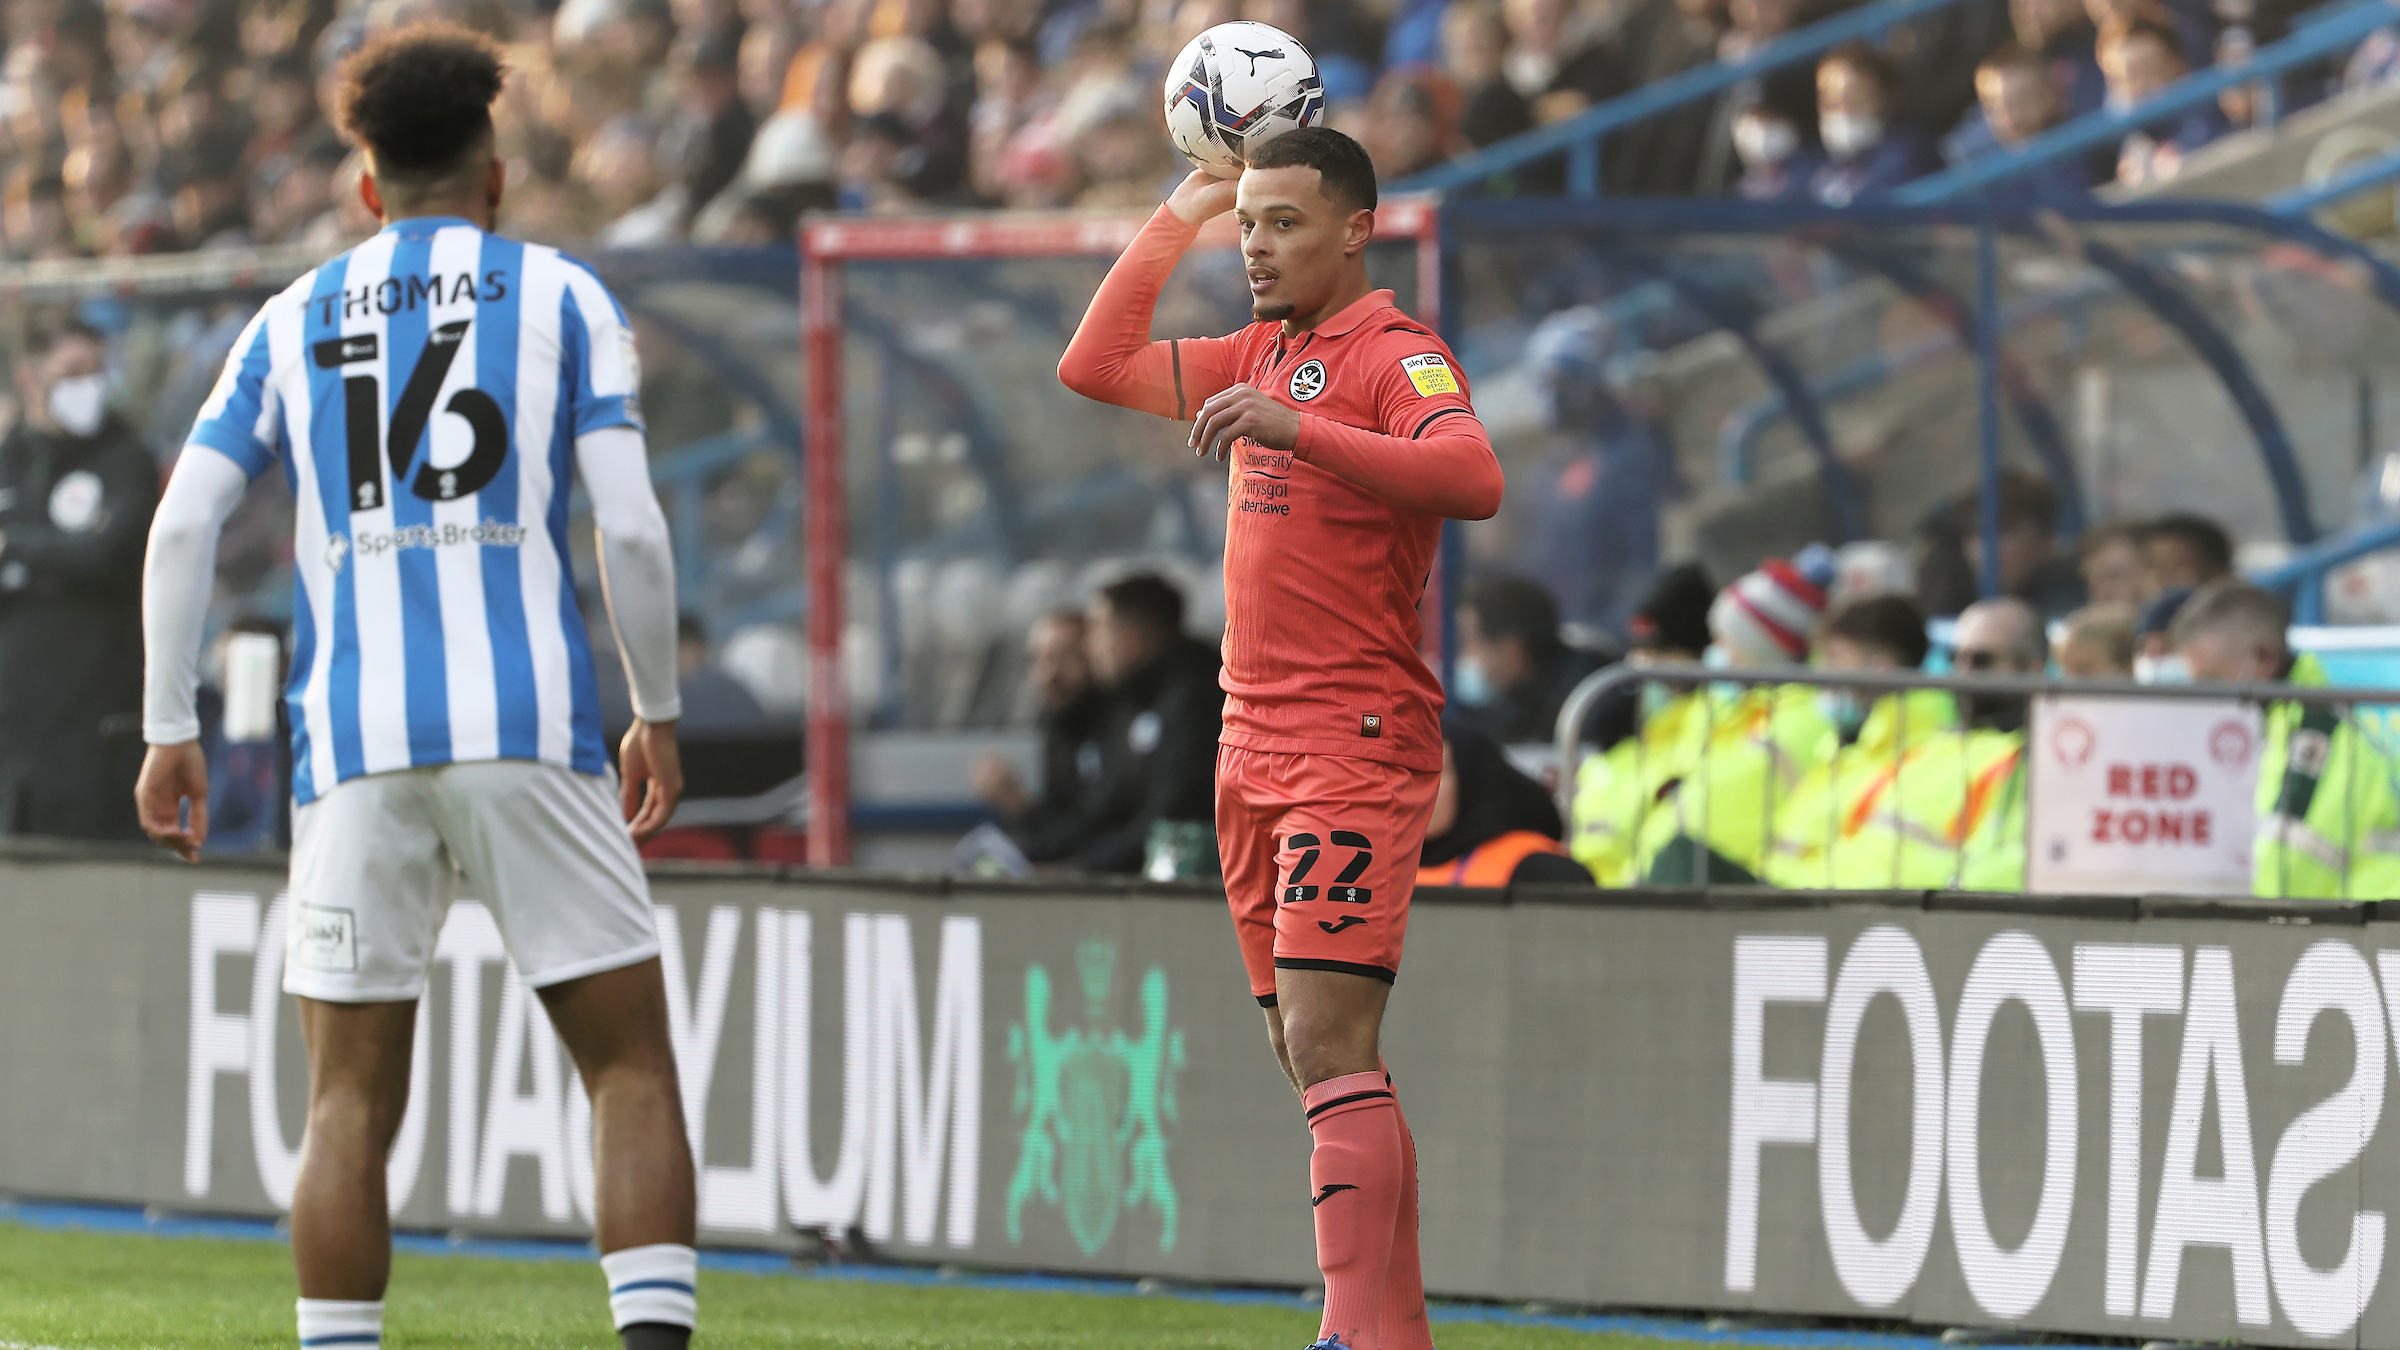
[[1004, 939, 1188, 1256]]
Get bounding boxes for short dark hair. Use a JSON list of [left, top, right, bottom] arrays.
[[1464, 574, 1562, 661], [1821, 40, 1899, 98], [1245, 126, 1377, 213], [2077, 519, 2143, 561], [1097, 572, 1186, 639], [2103, 16, 2184, 61], [1977, 41, 2047, 79], [24, 311, 102, 362], [335, 23, 505, 185], [1819, 594, 1929, 669], [1986, 468, 2060, 536], [2143, 512, 2233, 578]]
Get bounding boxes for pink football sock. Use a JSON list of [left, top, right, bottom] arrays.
[[1380, 1069, 1430, 1350], [1304, 1071, 1403, 1349]]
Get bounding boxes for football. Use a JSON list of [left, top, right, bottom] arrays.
[[1162, 21, 1326, 179]]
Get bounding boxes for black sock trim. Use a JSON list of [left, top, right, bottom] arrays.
[[1305, 1088, 1396, 1120], [1274, 957, 1397, 984]]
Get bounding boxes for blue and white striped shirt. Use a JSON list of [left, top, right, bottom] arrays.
[[188, 216, 644, 804]]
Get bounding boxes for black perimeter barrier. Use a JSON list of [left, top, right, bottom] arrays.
[[13, 838, 2400, 1345]]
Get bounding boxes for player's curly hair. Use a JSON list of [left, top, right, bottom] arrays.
[[335, 23, 506, 182]]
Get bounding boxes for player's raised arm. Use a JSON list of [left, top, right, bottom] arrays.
[[1057, 171, 1245, 419]]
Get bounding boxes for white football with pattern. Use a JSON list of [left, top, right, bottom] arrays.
[[1162, 21, 1326, 178]]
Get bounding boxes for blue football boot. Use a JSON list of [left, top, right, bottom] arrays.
[[1305, 1340, 1357, 1350]]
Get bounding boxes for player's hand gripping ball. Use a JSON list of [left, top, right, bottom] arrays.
[[1163, 21, 1326, 178]]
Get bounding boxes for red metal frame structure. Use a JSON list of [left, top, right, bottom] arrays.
[[798, 198, 1444, 865]]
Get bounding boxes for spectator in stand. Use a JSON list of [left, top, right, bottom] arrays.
[[0, 315, 158, 841], [1064, 572, 1221, 875], [1808, 42, 1940, 205], [2142, 511, 2235, 593], [1516, 305, 1672, 635], [2078, 520, 2148, 605], [1695, 0, 1818, 193], [1416, 718, 1593, 887], [2133, 584, 2194, 679], [1443, 0, 1534, 149], [654, 28, 760, 232], [2173, 582, 2400, 898], [1731, 106, 1820, 199], [673, 615, 771, 734], [1962, 468, 2086, 618], [1501, 0, 1620, 126], [2101, 17, 2226, 187], [971, 608, 1110, 864], [1456, 574, 1602, 745], [2017, 0, 2108, 117], [2059, 601, 2138, 676], [1806, 595, 2036, 892], [1953, 43, 2101, 192], [1567, 561, 1715, 884], [1764, 593, 1959, 888], [1639, 554, 1834, 883], [1358, 66, 1466, 181]]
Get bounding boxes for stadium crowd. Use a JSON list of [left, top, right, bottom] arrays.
[[7, 0, 2400, 260]]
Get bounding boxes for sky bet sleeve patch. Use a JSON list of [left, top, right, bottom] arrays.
[[1400, 353, 1458, 397]]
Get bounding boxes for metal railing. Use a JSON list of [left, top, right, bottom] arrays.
[[1552, 660, 2400, 896]]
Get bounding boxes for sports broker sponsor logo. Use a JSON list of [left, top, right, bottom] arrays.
[[1728, 927, 2400, 1336], [350, 520, 531, 559], [186, 895, 981, 1248]]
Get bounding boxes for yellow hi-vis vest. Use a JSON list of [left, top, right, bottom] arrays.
[[1762, 688, 1959, 889], [1809, 725, 2028, 891], [2253, 652, 2400, 900], [1568, 685, 1702, 886], [1635, 682, 1831, 881]]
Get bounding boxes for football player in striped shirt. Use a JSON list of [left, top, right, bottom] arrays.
[[135, 26, 699, 1350]]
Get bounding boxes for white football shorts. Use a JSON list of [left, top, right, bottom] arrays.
[[283, 759, 660, 1002]]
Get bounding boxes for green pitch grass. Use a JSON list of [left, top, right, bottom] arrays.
[[0, 1222, 1667, 1350]]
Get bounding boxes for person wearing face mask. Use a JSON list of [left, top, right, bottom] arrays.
[[1635, 553, 1834, 884], [1762, 595, 1961, 888], [1569, 561, 1715, 885], [1808, 43, 1940, 207], [2171, 582, 2400, 899], [2131, 584, 2194, 683], [0, 314, 159, 840], [1454, 573, 1604, 745], [1732, 107, 1821, 200]]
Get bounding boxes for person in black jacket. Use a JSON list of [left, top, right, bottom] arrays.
[[972, 607, 1111, 862], [0, 314, 160, 839], [1066, 572, 1222, 875]]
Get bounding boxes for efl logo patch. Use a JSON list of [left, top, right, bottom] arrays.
[[1361, 714, 1381, 738], [1400, 353, 1457, 397], [290, 904, 358, 972], [1288, 359, 1327, 401]]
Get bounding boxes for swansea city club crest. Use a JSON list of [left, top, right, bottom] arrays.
[[1288, 359, 1327, 401]]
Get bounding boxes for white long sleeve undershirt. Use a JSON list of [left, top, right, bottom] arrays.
[[578, 423, 681, 725], [141, 424, 681, 746]]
